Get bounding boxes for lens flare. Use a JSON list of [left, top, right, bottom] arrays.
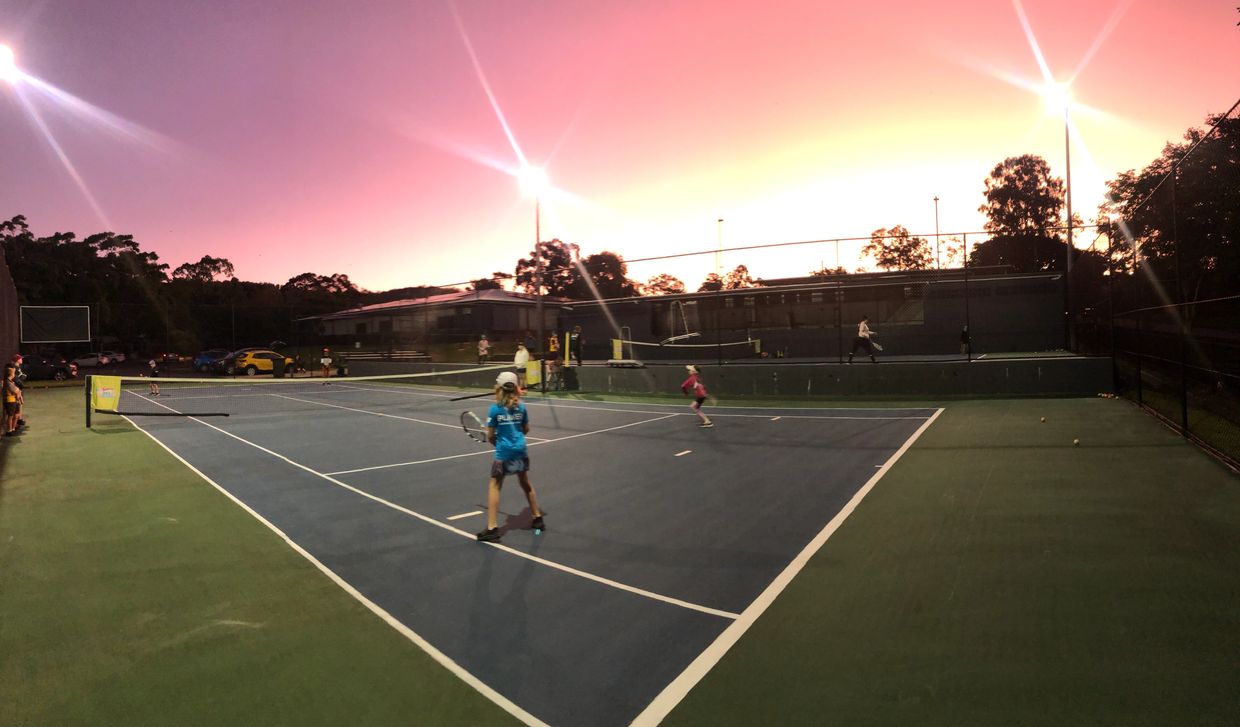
[[0, 44, 19, 84]]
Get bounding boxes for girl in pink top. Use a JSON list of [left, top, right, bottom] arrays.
[[680, 365, 713, 428]]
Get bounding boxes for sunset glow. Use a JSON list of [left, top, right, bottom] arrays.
[[0, 2, 1236, 292]]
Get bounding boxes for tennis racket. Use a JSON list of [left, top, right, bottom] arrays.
[[460, 411, 489, 444], [871, 342, 884, 352]]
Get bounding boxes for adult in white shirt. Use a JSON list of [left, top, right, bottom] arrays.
[[847, 315, 878, 364], [513, 343, 530, 388]]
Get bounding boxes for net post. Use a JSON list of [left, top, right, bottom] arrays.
[[84, 374, 92, 428]]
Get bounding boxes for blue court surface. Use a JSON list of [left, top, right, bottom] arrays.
[[123, 380, 940, 726]]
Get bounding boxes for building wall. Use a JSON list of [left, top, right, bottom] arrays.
[[0, 246, 18, 357]]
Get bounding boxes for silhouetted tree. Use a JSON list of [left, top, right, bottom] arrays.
[[862, 225, 932, 271], [697, 272, 723, 292], [722, 264, 755, 289], [970, 155, 1077, 273], [1101, 111, 1240, 299], [571, 251, 639, 299], [173, 255, 235, 282], [514, 239, 581, 298], [643, 273, 686, 295], [809, 265, 848, 277]]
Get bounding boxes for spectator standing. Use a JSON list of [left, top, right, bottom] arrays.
[[320, 348, 333, 378], [570, 326, 584, 367], [11, 354, 26, 428], [477, 334, 491, 365], [3, 363, 23, 437], [513, 342, 530, 389]]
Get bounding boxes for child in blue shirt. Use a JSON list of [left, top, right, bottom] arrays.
[[476, 371, 545, 541]]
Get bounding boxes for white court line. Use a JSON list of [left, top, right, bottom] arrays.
[[121, 416, 547, 727], [446, 510, 483, 521], [328, 413, 679, 476], [674, 450, 692, 457], [269, 392, 550, 442], [127, 398, 734, 621], [271, 393, 462, 431], [523, 400, 930, 421], [771, 416, 782, 421], [976, 353, 989, 359], [631, 407, 946, 726]]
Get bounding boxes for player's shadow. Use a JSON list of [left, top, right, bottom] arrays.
[[464, 518, 541, 680]]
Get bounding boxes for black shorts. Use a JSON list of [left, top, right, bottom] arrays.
[[3, 401, 18, 417], [490, 456, 530, 479], [694, 396, 706, 406]]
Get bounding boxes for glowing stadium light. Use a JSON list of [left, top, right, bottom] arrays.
[[1040, 82, 1072, 117], [517, 165, 549, 198], [0, 44, 20, 84]]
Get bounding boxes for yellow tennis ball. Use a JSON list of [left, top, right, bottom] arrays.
[[1073, 438, 1080, 446], [1040, 417, 1046, 422]]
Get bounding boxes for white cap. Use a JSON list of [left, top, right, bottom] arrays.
[[496, 371, 519, 390], [685, 365, 699, 374]]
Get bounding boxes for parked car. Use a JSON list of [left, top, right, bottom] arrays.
[[213, 349, 295, 376], [21, 354, 77, 381], [193, 348, 230, 372], [157, 352, 181, 363], [100, 350, 126, 364], [72, 352, 111, 367]]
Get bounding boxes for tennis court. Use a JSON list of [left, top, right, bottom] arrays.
[[92, 372, 938, 725], [4, 380, 1238, 727]]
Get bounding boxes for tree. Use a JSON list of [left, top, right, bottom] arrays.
[[809, 265, 848, 277], [642, 273, 686, 295], [971, 154, 1076, 273], [514, 239, 581, 298], [980, 154, 1066, 236], [282, 272, 360, 296], [572, 251, 639, 299], [468, 272, 511, 291], [1101, 112, 1240, 299], [173, 255, 236, 282], [697, 272, 723, 292], [861, 225, 933, 271], [722, 264, 755, 289]]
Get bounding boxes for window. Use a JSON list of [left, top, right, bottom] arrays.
[[355, 322, 367, 334]]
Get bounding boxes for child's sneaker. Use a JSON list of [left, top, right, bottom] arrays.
[[531, 516, 545, 531], [698, 421, 713, 428], [476, 528, 501, 542]]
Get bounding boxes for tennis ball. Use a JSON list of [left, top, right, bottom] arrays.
[[1073, 438, 1080, 446], [1040, 416, 1046, 422]]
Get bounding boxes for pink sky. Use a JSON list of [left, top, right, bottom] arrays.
[[1, 0, 1237, 292]]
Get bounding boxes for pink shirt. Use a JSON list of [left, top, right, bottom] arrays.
[[681, 374, 707, 398]]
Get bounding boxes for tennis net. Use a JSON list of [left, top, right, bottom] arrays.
[[609, 337, 762, 363], [85, 365, 511, 424]]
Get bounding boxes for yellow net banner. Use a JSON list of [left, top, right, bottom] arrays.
[[612, 339, 623, 359], [525, 360, 541, 386], [91, 376, 122, 412]]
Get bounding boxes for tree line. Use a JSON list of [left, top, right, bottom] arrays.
[[2, 109, 1235, 353]]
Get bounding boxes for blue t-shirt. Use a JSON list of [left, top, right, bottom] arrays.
[[486, 403, 529, 461]]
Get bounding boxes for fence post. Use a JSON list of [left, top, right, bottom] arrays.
[[1170, 167, 1189, 435], [963, 234, 972, 362]]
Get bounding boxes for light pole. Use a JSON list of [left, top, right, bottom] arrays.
[[518, 165, 549, 387], [1041, 82, 1075, 350], [933, 196, 940, 270]]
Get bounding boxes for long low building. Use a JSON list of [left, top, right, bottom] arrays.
[[298, 288, 560, 347]]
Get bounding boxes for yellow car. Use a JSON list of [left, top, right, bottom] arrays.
[[226, 350, 295, 376]]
